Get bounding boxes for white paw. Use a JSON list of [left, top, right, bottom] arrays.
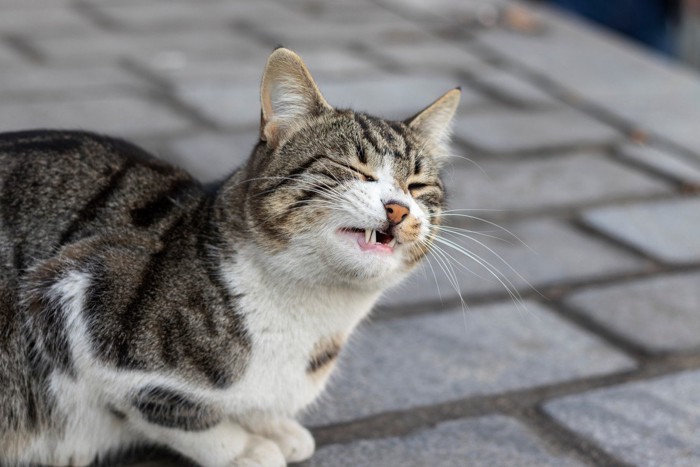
[[235, 435, 286, 467], [267, 419, 315, 463]]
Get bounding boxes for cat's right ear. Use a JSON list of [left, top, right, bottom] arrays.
[[406, 88, 461, 158], [260, 48, 330, 147]]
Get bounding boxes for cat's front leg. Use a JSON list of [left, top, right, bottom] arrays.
[[240, 415, 315, 464], [129, 416, 285, 467]]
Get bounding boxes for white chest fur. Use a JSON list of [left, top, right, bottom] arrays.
[[219, 247, 380, 416]]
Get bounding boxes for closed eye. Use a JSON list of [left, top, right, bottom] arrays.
[[319, 156, 377, 182], [408, 183, 428, 193]]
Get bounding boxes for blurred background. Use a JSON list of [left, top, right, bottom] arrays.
[[2, 0, 700, 466]]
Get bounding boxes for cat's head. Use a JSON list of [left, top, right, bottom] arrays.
[[239, 48, 460, 290]]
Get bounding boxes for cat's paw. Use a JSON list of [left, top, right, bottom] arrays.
[[242, 417, 315, 464], [265, 419, 315, 463], [234, 435, 286, 467]]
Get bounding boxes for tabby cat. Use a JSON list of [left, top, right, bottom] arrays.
[[0, 48, 460, 466]]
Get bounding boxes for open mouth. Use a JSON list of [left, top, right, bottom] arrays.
[[340, 228, 396, 253]]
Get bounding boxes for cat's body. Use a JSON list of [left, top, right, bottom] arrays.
[[0, 49, 460, 467]]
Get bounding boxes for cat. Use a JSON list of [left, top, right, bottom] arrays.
[[0, 47, 460, 467]]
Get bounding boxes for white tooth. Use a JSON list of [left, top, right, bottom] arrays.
[[388, 238, 397, 248], [370, 229, 377, 244], [365, 229, 371, 243]]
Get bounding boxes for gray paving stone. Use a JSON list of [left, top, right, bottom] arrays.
[[617, 143, 700, 185], [88, 1, 307, 32], [653, 121, 700, 162], [378, 0, 508, 22], [174, 81, 259, 129], [0, 7, 99, 37], [476, 8, 700, 157], [303, 416, 585, 467], [318, 75, 478, 119], [379, 218, 647, 308], [79, 0, 226, 4], [167, 50, 394, 131], [445, 152, 671, 213], [369, 41, 493, 74], [582, 197, 700, 265], [544, 370, 700, 467], [477, 8, 700, 102], [0, 43, 23, 64], [0, 65, 151, 101], [252, 17, 435, 49], [141, 56, 264, 84], [287, 50, 388, 80], [472, 68, 559, 107], [163, 131, 258, 182], [0, 95, 193, 138], [177, 75, 478, 129], [284, 0, 403, 22], [565, 272, 700, 353], [28, 29, 265, 65], [148, 48, 381, 87], [0, 0, 72, 8], [303, 300, 635, 426], [453, 107, 620, 154]]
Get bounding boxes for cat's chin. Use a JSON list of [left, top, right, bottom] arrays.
[[324, 228, 412, 288]]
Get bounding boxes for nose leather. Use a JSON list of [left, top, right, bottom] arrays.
[[385, 202, 409, 225]]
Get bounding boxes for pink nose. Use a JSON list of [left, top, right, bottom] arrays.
[[385, 203, 409, 225]]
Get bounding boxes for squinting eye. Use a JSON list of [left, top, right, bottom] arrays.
[[364, 175, 377, 182], [408, 183, 427, 193]]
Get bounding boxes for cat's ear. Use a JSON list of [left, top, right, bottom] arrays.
[[260, 47, 331, 147], [406, 88, 461, 157]]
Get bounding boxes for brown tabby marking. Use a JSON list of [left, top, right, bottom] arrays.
[[307, 335, 344, 378]]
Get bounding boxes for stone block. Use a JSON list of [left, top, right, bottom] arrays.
[[86, 1, 307, 32], [444, 152, 671, 214], [28, 29, 264, 65], [284, 0, 403, 22], [565, 272, 700, 353], [377, 0, 509, 22], [0, 65, 151, 101], [369, 41, 493, 74], [545, 370, 700, 467], [148, 48, 381, 86], [453, 108, 620, 154], [303, 300, 635, 426], [617, 143, 700, 186], [380, 219, 647, 309], [0, 7, 99, 37], [0, 43, 24, 65], [304, 416, 585, 467], [0, 94, 193, 138], [163, 131, 258, 182], [582, 197, 700, 265], [476, 9, 700, 157], [176, 74, 478, 129], [471, 68, 558, 107], [252, 17, 435, 49]]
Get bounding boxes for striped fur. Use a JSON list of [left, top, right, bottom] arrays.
[[0, 48, 459, 466]]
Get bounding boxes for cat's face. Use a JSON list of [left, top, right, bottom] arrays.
[[243, 48, 460, 290]]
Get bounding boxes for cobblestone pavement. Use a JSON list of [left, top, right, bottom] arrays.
[[3, 0, 700, 466]]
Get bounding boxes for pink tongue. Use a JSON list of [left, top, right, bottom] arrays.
[[357, 232, 393, 253]]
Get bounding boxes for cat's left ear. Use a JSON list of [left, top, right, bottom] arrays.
[[260, 47, 331, 147], [406, 88, 461, 158]]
